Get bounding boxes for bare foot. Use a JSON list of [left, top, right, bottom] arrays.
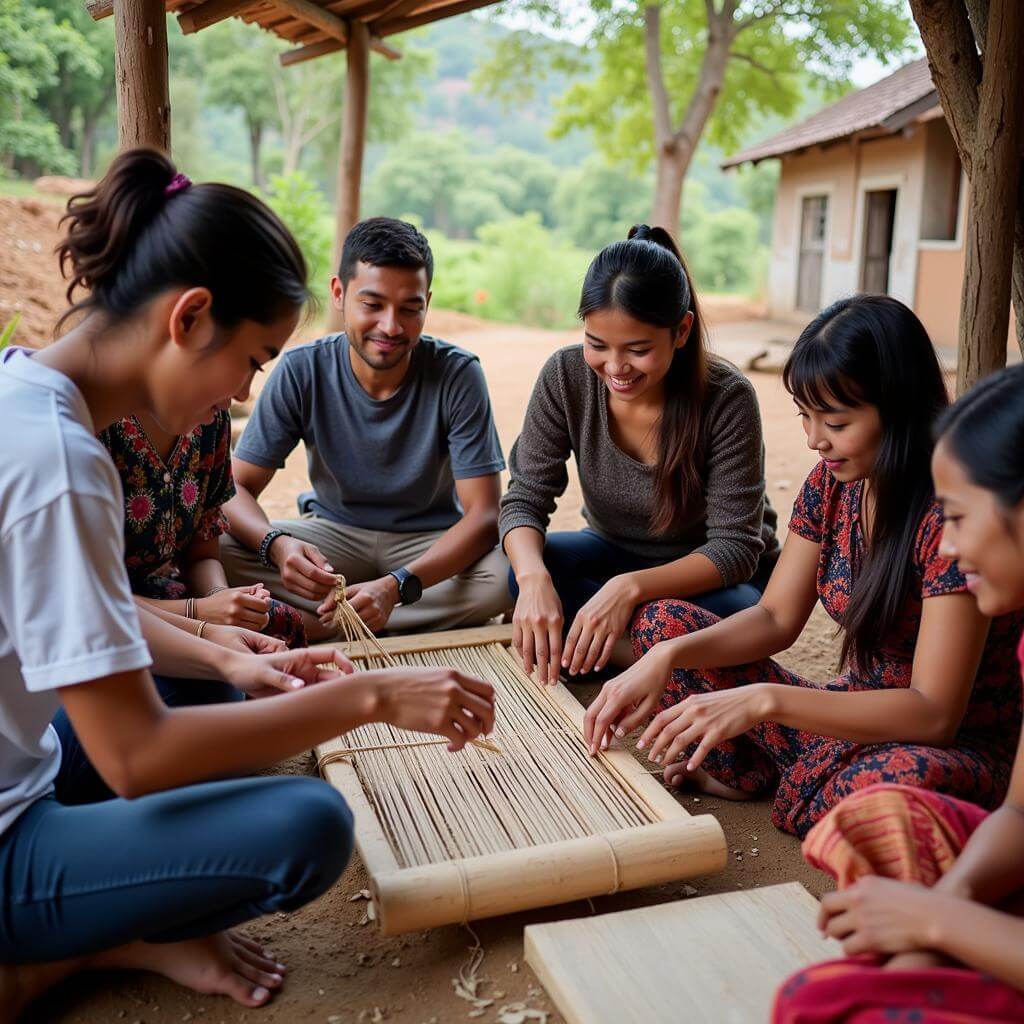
[[93, 930, 287, 1008], [663, 763, 754, 801]]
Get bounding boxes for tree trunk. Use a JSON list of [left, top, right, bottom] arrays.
[[643, 2, 733, 238], [249, 118, 265, 190], [327, 23, 370, 333], [955, 0, 1024, 393], [80, 112, 99, 177], [113, 0, 170, 152]]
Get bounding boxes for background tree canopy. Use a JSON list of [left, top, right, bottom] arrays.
[[0, 1, 917, 328]]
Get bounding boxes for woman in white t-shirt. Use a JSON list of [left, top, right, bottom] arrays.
[[0, 149, 495, 1017]]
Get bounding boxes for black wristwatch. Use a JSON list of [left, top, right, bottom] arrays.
[[388, 566, 423, 605]]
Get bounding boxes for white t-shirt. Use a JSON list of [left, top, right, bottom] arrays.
[[0, 347, 151, 836]]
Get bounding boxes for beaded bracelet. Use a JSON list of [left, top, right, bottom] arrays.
[[259, 529, 292, 569]]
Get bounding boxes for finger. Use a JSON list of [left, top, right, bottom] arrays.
[[568, 622, 592, 676], [454, 707, 485, 742], [562, 618, 583, 673], [825, 911, 857, 940], [521, 626, 536, 677], [547, 621, 563, 686], [686, 734, 718, 773], [298, 557, 338, 590], [616, 696, 658, 736], [638, 704, 682, 752], [589, 695, 623, 755], [304, 545, 335, 573], [651, 718, 698, 765], [260, 669, 306, 693], [583, 693, 603, 747], [594, 634, 616, 673], [580, 631, 606, 675], [457, 691, 496, 735], [443, 720, 469, 753], [512, 618, 523, 657], [283, 575, 322, 602]]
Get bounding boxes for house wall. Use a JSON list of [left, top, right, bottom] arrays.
[[769, 130, 929, 324]]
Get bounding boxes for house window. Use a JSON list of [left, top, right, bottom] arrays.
[[797, 195, 828, 312], [920, 119, 962, 242]]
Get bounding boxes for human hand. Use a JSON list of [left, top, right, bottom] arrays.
[[563, 574, 639, 677], [582, 644, 674, 754], [225, 647, 354, 699], [197, 584, 272, 630], [636, 683, 774, 772], [319, 576, 399, 633], [511, 572, 564, 686], [270, 536, 337, 603], [375, 666, 496, 752], [204, 622, 287, 656], [819, 877, 947, 957]]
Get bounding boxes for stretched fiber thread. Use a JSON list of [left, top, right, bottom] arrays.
[[321, 638, 657, 870]]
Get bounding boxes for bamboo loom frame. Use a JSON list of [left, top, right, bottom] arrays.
[[314, 624, 728, 934]]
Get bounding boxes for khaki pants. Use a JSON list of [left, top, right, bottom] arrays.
[[220, 514, 512, 637]]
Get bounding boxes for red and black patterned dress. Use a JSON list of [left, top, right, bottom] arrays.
[[99, 412, 306, 648], [631, 460, 1024, 838]]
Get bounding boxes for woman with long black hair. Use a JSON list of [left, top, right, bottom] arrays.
[[501, 225, 779, 685], [584, 294, 1023, 838]]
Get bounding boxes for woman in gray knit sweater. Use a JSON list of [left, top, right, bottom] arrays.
[[500, 226, 779, 686]]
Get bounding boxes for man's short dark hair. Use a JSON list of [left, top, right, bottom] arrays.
[[339, 217, 433, 288]]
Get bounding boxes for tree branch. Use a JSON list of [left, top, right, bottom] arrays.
[[965, 0, 990, 52], [730, 50, 781, 82], [644, 5, 674, 146]]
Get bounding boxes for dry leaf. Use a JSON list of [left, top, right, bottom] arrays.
[[366, 903, 377, 922]]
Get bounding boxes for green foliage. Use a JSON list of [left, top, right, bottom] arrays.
[[551, 156, 651, 249], [260, 172, 334, 308], [0, 314, 20, 350], [479, 0, 914, 168], [0, 0, 86, 173]]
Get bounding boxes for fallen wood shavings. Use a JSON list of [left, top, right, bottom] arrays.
[[349, 889, 372, 902], [452, 927, 492, 1011]]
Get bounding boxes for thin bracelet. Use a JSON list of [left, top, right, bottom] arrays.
[[185, 597, 196, 620], [205, 585, 228, 597], [195, 620, 208, 639]]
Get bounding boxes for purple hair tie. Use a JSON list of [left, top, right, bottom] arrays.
[[164, 172, 192, 198]]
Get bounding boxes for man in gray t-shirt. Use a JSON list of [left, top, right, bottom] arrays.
[[221, 218, 510, 639]]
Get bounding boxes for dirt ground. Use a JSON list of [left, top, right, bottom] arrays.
[[2, 194, 839, 1024]]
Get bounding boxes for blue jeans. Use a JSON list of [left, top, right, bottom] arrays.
[[509, 529, 773, 632], [0, 678, 353, 963]]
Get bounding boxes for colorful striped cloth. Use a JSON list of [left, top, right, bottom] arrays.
[[772, 783, 1024, 1023]]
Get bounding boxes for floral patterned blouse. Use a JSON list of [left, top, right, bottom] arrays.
[[98, 412, 306, 648], [99, 412, 236, 592], [788, 460, 1023, 745]]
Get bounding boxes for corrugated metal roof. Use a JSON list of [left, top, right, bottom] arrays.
[[722, 57, 937, 168]]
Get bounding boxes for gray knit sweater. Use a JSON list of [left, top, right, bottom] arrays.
[[499, 346, 780, 584]]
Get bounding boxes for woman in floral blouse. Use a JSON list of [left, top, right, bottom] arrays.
[[99, 408, 306, 648]]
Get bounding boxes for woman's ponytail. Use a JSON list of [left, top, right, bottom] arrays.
[[56, 148, 310, 333]]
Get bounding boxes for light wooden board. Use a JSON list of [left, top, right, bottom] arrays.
[[524, 882, 841, 1024]]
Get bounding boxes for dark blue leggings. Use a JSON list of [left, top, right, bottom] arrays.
[[509, 529, 773, 631], [0, 678, 353, 963]]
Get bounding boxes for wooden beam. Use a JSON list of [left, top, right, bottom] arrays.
[[268, 0, 347, 41], [279, 32, 397, 63], [956, 0, 1024, 391], [327, 19, 370, 333], [375, 0, 495, 37], [114, 0, 170, 152], [177, 0, 266, 33]]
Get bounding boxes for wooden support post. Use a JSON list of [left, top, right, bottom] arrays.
[[327, 20, 369, 333], [956, 0, 1024, 393], [114, 0, 171, 152]]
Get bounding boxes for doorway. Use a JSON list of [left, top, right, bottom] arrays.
[[796, 195, 828, 312], [860, 189, 897, 294]]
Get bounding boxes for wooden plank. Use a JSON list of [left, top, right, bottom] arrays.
[[268, 0, 347, 41], [525, 883, 841, 1024], [178, 0, 265, 32], [311, 622, 514, 661], [316, 735, 400, 878], [375, 0, 496, 36], [278, 33, 398, 63]]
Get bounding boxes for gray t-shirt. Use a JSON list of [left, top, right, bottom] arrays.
[[235, 333, 505, 533]]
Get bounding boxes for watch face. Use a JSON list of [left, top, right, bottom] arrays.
[[401, 573, 423, 605]]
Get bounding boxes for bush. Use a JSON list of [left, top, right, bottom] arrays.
[[260, 172, 334, 308]]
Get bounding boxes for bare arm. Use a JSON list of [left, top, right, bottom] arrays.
[[222, 458, 278, 553], [181, 534, 230, 596], [59, 656, 496, 799]]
